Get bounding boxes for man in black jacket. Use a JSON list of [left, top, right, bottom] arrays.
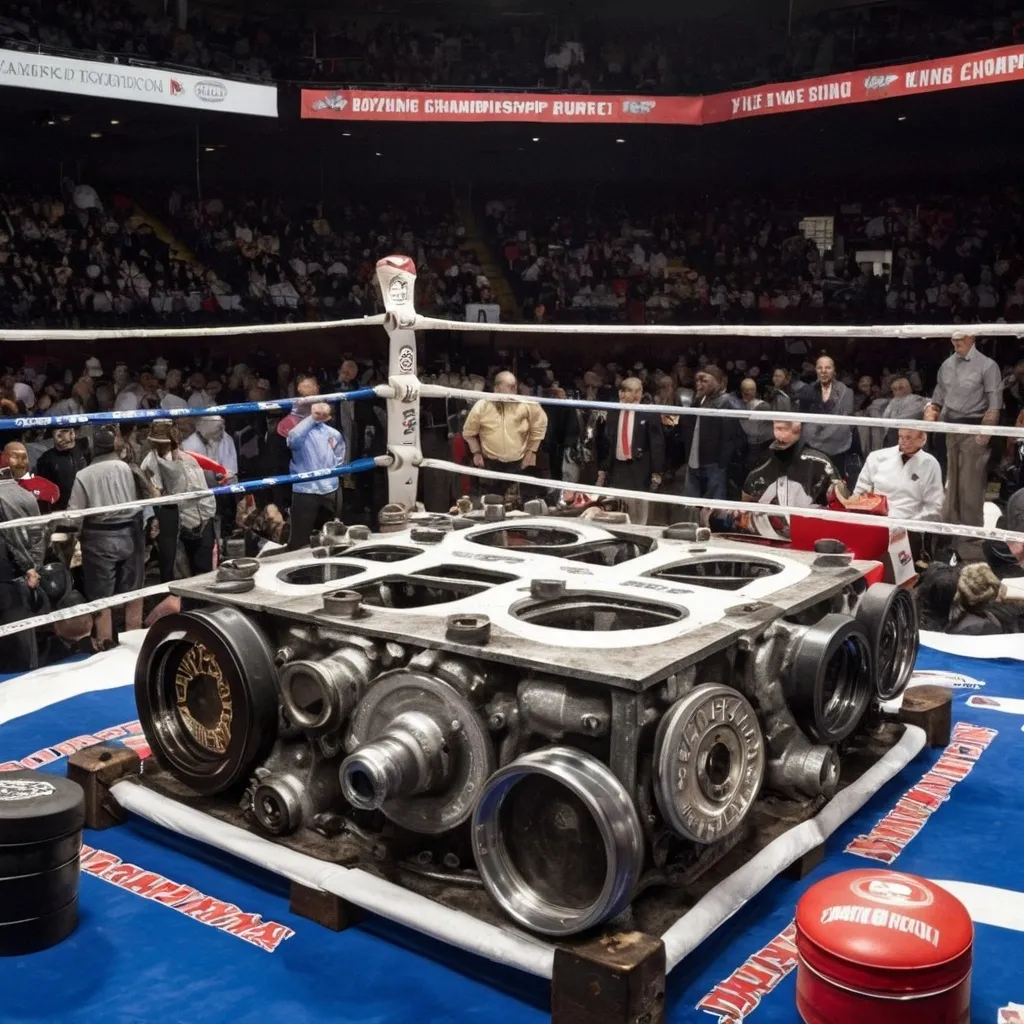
[[596, 377, 664, 525], [675, 366, 742, 521], [36, 426, 91, 512]]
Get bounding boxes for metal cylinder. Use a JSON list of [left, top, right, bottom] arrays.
[[378, 504, 409, 533], [766, 742, 840, 800], [472, 746, 644, 937], [340, 711, 450, 810], [252, 773, 306, 835], [279, 646, 373, 737]]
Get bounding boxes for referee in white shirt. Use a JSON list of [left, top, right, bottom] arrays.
[[854, 428, 944, 562]]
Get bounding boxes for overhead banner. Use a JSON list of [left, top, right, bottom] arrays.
[[0, 47, 278, 117], [702, 42, 1024, 123], [300, 88, 702, 125], [302, 43, 1024, 127]]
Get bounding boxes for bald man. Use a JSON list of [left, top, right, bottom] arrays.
[[2, 441, 30, 481]]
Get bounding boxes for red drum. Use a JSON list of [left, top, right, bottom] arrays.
[[795, 869, 973, 1024]]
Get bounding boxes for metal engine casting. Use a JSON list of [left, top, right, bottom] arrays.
[[135, 513, 918, 937]]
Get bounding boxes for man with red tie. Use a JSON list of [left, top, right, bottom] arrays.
[[596, 377, 664, 525]]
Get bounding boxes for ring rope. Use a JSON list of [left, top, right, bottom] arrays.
[[421, 385, 1024, 441], [0, 314, 386, 342], [1, 387, 380, 433], [0, 456, 386, 533], [420, 458, 1024, 546], [0, 584, 171, 640], [414, 315, 1024, 340]]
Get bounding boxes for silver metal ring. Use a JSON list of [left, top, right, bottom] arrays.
[[472, 746, 644, 936]]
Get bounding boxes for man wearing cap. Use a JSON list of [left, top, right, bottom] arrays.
[[66, 426, 146, 645], [925, 333, 1002, 561]]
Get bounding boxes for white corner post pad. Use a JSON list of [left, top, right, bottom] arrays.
[[376, 255, 421, 512]]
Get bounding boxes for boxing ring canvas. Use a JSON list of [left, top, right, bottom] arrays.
[[0, 637, 1021, 1023]]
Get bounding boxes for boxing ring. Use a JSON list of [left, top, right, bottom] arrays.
[[0, 255, 1023, 1023]]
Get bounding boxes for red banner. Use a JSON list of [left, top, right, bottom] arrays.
[[300, 89, 702, 124], [703, 43, 1024, 123], [302, 43, 1024, 127]]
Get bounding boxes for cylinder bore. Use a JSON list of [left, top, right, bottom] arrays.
[[279, 648, 369, 737], [472, 747, 644, 937], [134, 607, 280, 795], [654, 684, 765, 843], [854, 583, 919, 701], [786, 613, 874, 745]]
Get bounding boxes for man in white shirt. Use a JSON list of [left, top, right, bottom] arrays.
[[853, 429, 943, 522]]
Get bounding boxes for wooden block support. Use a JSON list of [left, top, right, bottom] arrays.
[[897, 685, 953, 748], [289, 881, 363, 932], [66, 743, 141, 830], [552, 931, 666, 1024], [784, 840, 826, 881]]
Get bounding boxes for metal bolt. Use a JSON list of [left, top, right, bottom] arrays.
[[581, 714, 600, 732], [416, 850, 433, 865], [488, 712, 506, 730], [450, 719, 462, 732], [442, 852, 460, 870]]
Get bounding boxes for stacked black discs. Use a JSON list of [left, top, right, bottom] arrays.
[[0, 770, 85, 955]]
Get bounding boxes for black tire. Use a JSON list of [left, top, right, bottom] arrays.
[[855, 583, 919, 701], [134, 606, 280, 795]]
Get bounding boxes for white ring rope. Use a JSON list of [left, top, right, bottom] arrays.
[[420, 458, 1024, 547], [0, 314, 385, 342], [414, 315, 1024, 340], [0, 584, 170, 640], [421, 384, 1024, 440]]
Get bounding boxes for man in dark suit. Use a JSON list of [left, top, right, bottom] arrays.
[[596, 377, 664, 524]]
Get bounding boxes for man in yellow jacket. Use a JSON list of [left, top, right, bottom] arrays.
[[462, 372, 548, 500]]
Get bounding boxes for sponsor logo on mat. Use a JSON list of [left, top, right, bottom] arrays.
[[0, 720, 149, 771], [908, 670, 986, 691]]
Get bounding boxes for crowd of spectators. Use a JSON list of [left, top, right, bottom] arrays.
[[1, 0, 1022, 94], [486, 186, 1024, 326]]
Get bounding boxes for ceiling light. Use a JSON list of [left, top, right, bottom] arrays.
[[45, 118, 55, 126], [204, 146, 215, 152], [615, 138, 625, 143], [531, 137, 539, 142], [897, 115, 907, 121], [375, 151, 382, 156], [89, 132, 102, 138], [110, 119, 120, 125], [342, 131, 352, 137]]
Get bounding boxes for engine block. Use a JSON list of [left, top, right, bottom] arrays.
[[136, 510, 918, 937]]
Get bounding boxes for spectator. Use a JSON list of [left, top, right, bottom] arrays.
[[925, 333, 1002, 561], [462, 371, 548, 496], [854, 428, 944, 522], [947, 562, 1024, 635], [739, 377, 774, 474], [65, 426, 147, 646], [182, 416, 239, 481], [36, 426, 91, 511], [285, 401, 346, 550], [800, 355, 855, 481], [880, 375, 929, 447], [596, 376, 664, 525]]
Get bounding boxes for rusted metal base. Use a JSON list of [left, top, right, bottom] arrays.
[[552, 931, 666, 1024], [897, 685, 953, 748], [784, 840, 826, 881], [66, 743, 141, 829], [288, 881, 363, 932]]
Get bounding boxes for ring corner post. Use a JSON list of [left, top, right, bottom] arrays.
[[376, 255, 421, 514]]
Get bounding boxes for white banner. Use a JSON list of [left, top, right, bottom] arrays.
[[465, 303, 501, 323], [0, 46, 277, 117]]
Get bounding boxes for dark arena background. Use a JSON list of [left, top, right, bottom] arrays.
[[1, 0, 1024, 1022]]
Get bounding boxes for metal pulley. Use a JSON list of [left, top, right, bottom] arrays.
[[653, 683, 765, 844]]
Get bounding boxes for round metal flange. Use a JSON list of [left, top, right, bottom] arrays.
[[653, 683, 765, 844], [343, 670, 494, 834], [252, 773, 306, 835], [322, 590, 364, 618], [854, 583, 919, 700], [216, 557, 260, 582], [279, 649, 367, 736], [134, 607, 279, 795], [787, 613, 874, 744], [471, 746, 644, 936], [530, 579, 566, 600], [410, 527, 445, 544], [208, 578, 256, 595]]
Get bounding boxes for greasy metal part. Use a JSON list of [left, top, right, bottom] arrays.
[[248, 741, 344, 836], [653, 684, 765, 844], [279, 645, 375, 737], [472, 746, 644, 936], [854, 583, 919, 700], [445, 614, 491, 645], [786, 613, 874, 744], [410, 527, 445, 544], [342, 668, 494, 833], [378, 504, 409, 533], [740, 622, 842, 800], [518, 679, 611, 741], [322, 590, 364, 618]]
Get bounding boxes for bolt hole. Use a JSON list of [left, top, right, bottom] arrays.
[[99, 751, 113, 763]]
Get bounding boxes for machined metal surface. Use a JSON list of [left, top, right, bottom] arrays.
[[136, 517, 911, 937]]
